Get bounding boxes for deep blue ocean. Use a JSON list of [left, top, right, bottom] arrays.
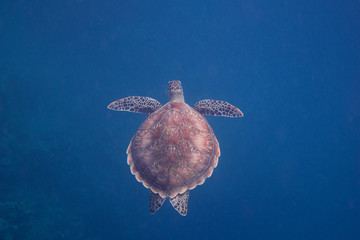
[[1, 1, 359, 239]]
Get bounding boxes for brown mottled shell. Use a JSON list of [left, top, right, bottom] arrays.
[[127, 101, 220, 198]]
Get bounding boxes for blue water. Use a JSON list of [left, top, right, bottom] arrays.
[[1, 1, 359, 239]]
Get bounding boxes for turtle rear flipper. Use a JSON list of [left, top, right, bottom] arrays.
[[170, 190, 189, 216], [193, 99, 243, 117], [150, 191, 165, 214], [108, 96, 162, 114]]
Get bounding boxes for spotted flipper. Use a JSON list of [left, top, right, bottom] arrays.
[[170, 190, 189, 216], [108, 96, 162, 114], [193, 99, 243, 117], [150, 191, 166, 214]]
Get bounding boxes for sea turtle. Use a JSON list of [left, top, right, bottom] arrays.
[[108, 80, 243, 216]]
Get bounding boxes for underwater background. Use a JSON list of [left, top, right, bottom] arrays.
[[1, 1, 359, 239]]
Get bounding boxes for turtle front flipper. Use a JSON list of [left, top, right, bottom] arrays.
[[170, 190, 189, 216], [150, 190, 166, 214], [193, 99, 243, 117], [108, 96, 162, 114]]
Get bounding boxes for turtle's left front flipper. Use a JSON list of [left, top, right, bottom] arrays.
[[108, 96, 162, 114], [194, 99, 243, 117]]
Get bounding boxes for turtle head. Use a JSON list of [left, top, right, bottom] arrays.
[[168, 80, 184, 102]]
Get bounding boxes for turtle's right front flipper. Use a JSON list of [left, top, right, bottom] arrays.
[[193, 99, 243, 118], [108, 96, 162, 114]]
